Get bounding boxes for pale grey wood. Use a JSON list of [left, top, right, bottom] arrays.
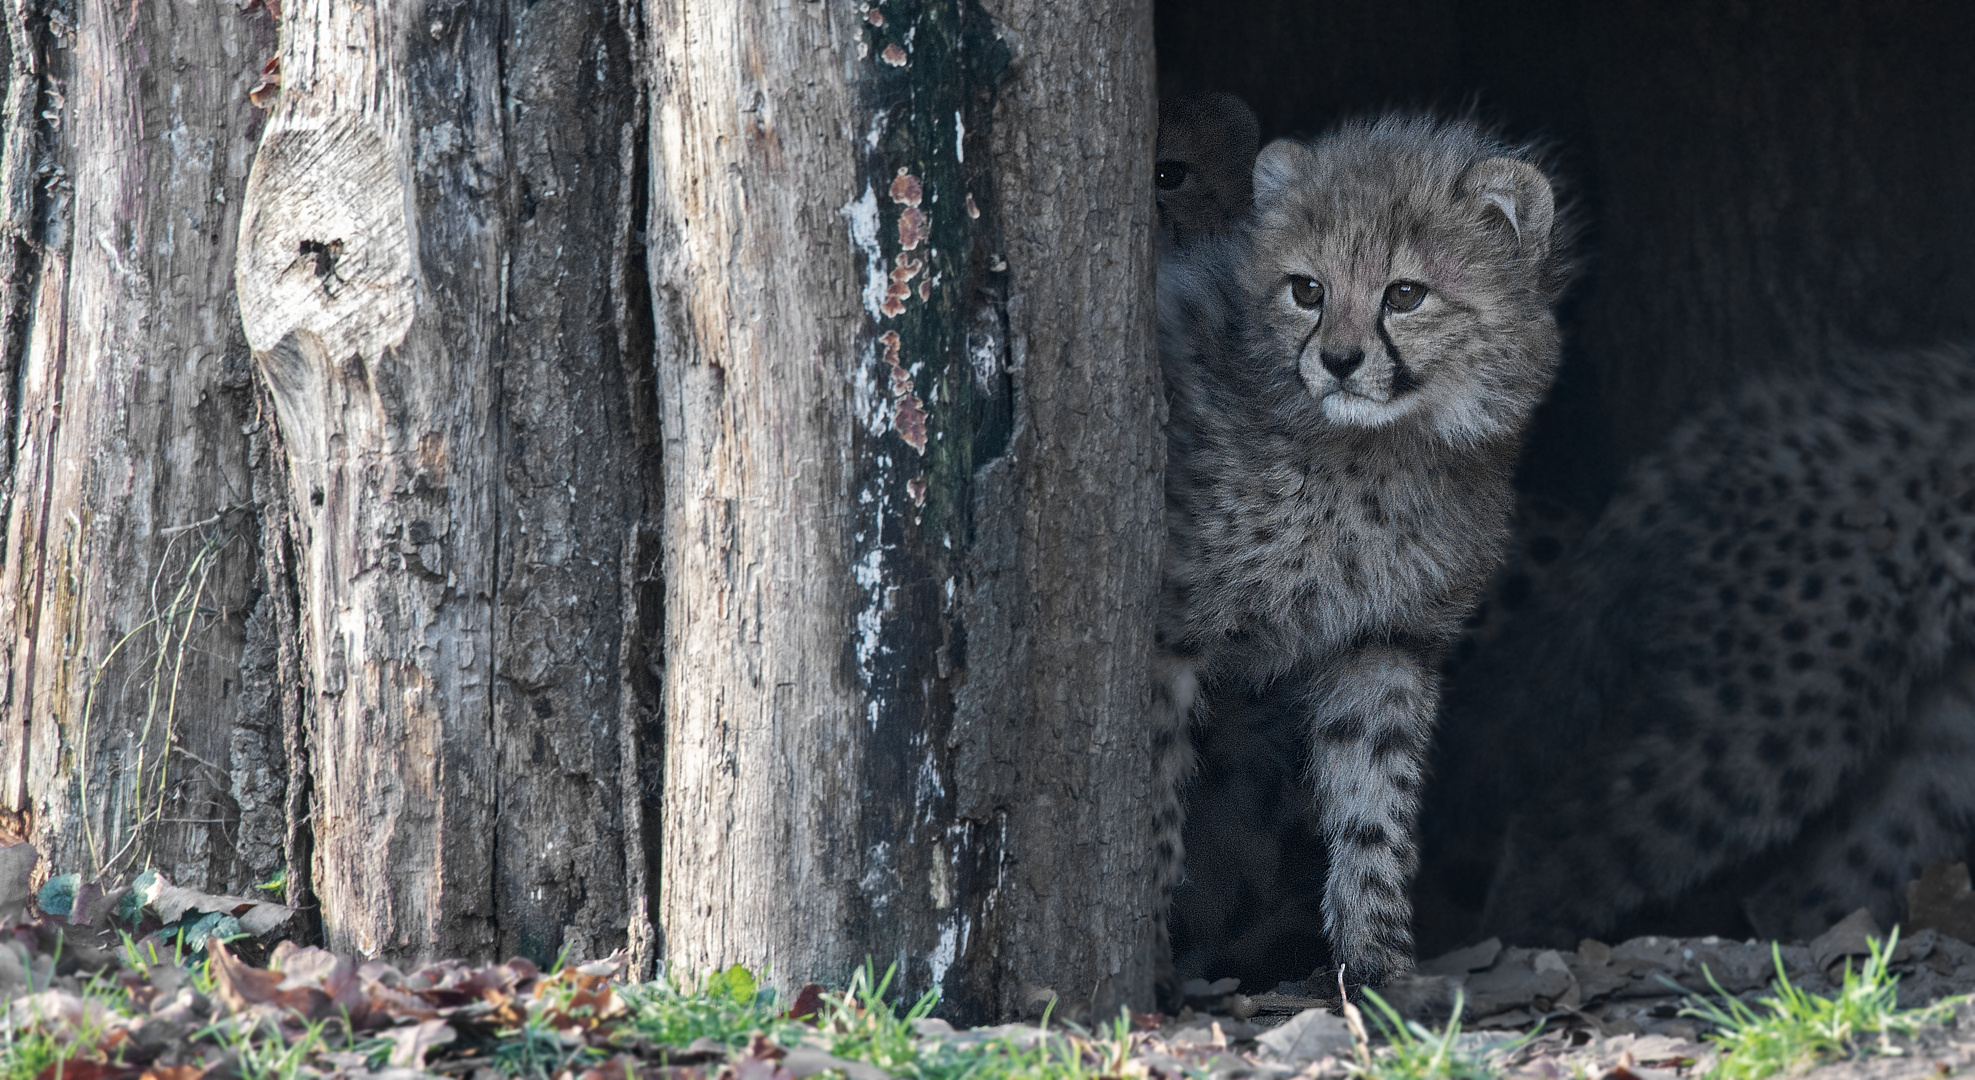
[[648, 0, 1161, 1022], [235, 0, 652, 964], [0, 0, 274, 892]]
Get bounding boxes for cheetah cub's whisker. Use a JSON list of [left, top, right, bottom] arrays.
[[1153, 115, 1573, 999]]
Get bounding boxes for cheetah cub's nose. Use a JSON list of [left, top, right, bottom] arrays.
[[1321, 349, 1365, 379]]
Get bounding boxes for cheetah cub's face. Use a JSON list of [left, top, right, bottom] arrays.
[[1248, 124, 1564, 444]]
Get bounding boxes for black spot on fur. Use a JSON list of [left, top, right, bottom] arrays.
[[1782, 620, 1809, 642], [1325, 715, 1365, 743], [1652, 798, 1690, 834], [1716, 683, 1745, 713], [1371, 727, 1412, 761], [1757, 731, 1790, 764]]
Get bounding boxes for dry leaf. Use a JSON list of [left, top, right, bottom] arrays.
[[248, 56, 280, 108], [384, 1018, 457, 1068]]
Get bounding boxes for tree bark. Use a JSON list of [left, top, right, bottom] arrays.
[[2, 0, 1159, 1012], [0, 0, 274, 893], [646, 0, 1162, 1023], [232, 0, 655, 965]]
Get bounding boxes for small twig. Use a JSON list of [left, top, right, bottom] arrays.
[[168, 744, 229, 779], [158, 502, 257, 536]]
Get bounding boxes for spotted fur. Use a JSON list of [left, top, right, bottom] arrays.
[[1168, 495, 1592, 988], [1153, 116, 1571, 997], [1433, 346, 1975, 946]]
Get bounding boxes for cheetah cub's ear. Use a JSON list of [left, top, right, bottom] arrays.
[[1251, 138, 1313, 206], [1460, 157, 1555, 254]]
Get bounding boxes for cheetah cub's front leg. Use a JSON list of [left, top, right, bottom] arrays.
[[1149, 651, 1201, 999], [1307, 644, 1439, 982]]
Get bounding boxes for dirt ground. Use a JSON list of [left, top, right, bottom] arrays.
[[15, 851, 1975, 1080], [1153, 904, 1975, 1080]]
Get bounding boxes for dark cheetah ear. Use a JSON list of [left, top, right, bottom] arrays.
[[1252, 138, 1309, 206], [1461, 157, 1555, 253]]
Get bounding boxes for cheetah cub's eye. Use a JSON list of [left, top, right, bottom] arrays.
[[1384, 281, 1427, 312], [1155, 161, 1188, 190], [1289, 276, 1325, 309]]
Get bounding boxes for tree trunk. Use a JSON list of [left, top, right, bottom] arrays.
[[0, 0, 275, 894], [646, 0, 1162, 1023], [233, 0, 657, 966], [2, 0, 1159, 1015]]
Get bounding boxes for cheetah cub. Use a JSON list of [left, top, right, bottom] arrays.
[[1154, 116, 1572, 992], [1431, 346, 1975, 947], [1155, 92, 1260, 251]]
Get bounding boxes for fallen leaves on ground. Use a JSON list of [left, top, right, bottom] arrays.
[[13, 850, 1975, 1080]]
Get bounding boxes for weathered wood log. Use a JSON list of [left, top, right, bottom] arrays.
[[646, 0, 1162, 1022], [0, 0, 274, 893], [234, 0, 655, 965], [3, 0, 1159, 1009]]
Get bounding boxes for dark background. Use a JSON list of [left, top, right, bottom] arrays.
[[1156, 0, 1975, 984], [1157, 0, 1975, 517]]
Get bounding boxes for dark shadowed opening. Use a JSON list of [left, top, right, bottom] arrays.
[[1157, 0, 1975, 991]]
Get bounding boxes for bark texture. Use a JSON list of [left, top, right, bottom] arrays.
[[233, 0, 655, 965], [0, 0, 273, 891], [2, 0, 1159, 1010], [647, 0, 1162, 1023]]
